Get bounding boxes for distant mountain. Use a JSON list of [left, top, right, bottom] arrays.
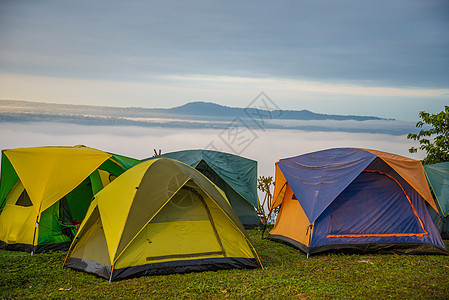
[[165, 101, 391, 121], [0, 99, 390, 121], [0, 99, 410, 135], [166, 102, 241, 116]]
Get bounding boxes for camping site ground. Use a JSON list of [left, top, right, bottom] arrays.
[[1, 229, 448, 299]]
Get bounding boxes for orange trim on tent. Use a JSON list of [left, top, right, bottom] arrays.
[[327, 233, 425, 238], [251, 244, 263, 268], [326, 169, 428, 239], [271, 164, 287, 210], [362, 148, 436, 211], [108, 264, 115, 283], [63, 249, 71, 266]]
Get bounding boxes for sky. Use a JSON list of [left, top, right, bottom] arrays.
[[0, 0, 448, 120]]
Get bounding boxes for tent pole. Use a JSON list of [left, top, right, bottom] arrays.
[[202, 198, 226, 257], [306, 223, 313, 259], [31, 215, 39, 255], [109, 264, 114, 284], [62, 247, 71, 266]]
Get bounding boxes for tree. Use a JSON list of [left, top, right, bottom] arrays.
[[257, 175, 274, 224], [407, 106, 449, 165], [153, 149, 162, 157]]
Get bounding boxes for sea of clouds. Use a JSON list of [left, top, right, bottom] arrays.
[[0, 122, 424, 178]]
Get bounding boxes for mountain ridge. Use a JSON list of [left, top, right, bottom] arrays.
[[0, 99, 412, 136], [0, 99, 392, 121], [160, 101, 391, 121]]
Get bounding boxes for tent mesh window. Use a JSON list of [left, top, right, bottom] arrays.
[[15, 190, 32, 207], [151, 185, 208, 223], [59, 197, 76, 240], [144, 182, 226, 261]]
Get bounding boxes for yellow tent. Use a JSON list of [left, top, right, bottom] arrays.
[[0, 146, 137, 253], [64, 158, 261, 281]]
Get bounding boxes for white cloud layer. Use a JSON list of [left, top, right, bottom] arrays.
[[0, 122, 424, 178]]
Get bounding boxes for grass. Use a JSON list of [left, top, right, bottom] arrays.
[[1, 229, 449, 299]]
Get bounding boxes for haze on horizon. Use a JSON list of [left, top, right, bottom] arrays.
[[0, 1, 448, 121], [0, 122, 426, 180]]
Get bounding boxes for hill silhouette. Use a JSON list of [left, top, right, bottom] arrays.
[[166, 101, 389, 121]]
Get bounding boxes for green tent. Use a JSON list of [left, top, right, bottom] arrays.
[[0, 145, 140, 253], [144, 150, 262, 229], [424, 162, 449, 239]]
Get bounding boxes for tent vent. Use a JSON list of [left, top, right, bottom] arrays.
[[15, 190, 33, 207]]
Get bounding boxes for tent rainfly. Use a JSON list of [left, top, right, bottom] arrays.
[[144, 150, 262, 229], [64, 158, 261, 281], [424, 162, 449, 239], [269, 148, 448, 256], [0, 145, 139, 253]]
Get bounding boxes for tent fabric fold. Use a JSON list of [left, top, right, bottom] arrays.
[[423, 162, 449, 238], [424, 162, 449, 217], [144, 150, 262, 229], [364, 149, 436, 210], [0, 146, 138, 252], [4, 147, 112, 213], [274, 148, 376, 223]]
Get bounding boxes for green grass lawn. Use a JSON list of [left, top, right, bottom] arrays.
[[1, 229, 449, 299]]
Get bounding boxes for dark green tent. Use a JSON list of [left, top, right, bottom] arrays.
[[144, 150, 262, 229], [424, 162, 449, 239]]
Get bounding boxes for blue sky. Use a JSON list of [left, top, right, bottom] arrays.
[[0, 0, 448, 120]]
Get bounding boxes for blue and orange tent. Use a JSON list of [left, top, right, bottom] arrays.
[[269, 148, 448, 256]]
